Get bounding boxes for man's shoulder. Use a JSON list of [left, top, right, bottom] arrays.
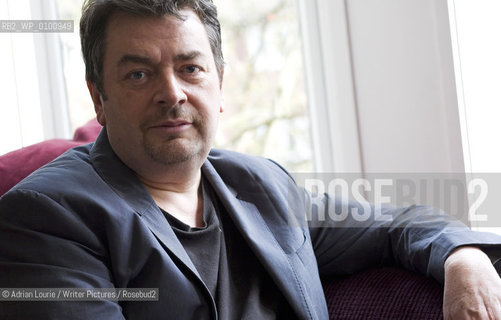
[[207, 148, 290, 176], [208, 148, 264, 163], [206, 149, 296, 192], [6, 143, 98, 197]]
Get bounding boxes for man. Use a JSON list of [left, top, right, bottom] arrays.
[[1, 0, 501, 319]]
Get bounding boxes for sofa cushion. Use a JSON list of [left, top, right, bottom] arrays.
[[0, 119, 101, 196], [72, 118, 102, 142]]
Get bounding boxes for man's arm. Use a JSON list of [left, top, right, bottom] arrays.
[[0, 189, 125, 319], [304, 189, 501, 281]]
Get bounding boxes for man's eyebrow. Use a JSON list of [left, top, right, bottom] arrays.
[[118, 54, 154, 66], [174, 51, 204, 62], [117, 51, 204, 66]]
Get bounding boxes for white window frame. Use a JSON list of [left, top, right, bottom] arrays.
[[295, 0, 363, 173], [30, 0, 71, 139]]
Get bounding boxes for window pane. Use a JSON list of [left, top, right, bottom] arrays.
[[0, 0, 46, 155], [56, 0, 95, 132], [450, 0, 501, 173], [214, 0, 313, 171], [449, 0, 501, 233]]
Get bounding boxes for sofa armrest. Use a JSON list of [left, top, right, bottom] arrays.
[[322, 267, 443, 319]]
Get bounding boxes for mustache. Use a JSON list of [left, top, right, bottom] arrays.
[[164, 106, 192, 120], [142, 106, 202, 128]]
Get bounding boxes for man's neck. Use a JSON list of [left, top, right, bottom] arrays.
[[138, 170, 204, 228]]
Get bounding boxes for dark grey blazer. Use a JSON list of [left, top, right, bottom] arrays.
[[1, 129, 500, 319]]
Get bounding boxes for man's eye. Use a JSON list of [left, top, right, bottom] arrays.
[[129, 71, 146, 80], [185, 65, 201, 74]]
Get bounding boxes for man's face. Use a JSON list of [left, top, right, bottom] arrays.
[[89, 9, 223, 171]]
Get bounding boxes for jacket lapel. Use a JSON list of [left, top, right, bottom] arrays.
[[202, 161, 312, 319]]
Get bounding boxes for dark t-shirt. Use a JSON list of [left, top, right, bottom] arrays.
[[162, 178, 296, 319]]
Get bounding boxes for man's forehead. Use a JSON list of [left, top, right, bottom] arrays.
[[103, 9, 212, 63], [105, 8, 202, 36]]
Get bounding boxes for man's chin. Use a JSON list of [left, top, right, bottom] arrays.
[[144, 141, 203, 166]]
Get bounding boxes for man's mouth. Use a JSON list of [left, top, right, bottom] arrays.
[[150, 119, 193, 134], [158, 120, 192, 127]]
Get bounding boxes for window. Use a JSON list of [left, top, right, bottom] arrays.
[[448, 0, 501, 173], [448, 0, 501, 233], [55, 0, 95, 133], [0, 0, 71, 155], [213, 0, 313, 171]]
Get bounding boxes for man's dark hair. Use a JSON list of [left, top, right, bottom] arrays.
[[80, 0, 224, 98]]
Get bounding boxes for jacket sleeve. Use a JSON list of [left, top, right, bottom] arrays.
[[305, 189, 501, 284], [0, 189, 125, 320]]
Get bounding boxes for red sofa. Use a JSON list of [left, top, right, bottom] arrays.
[[0, 119, 102, 196], [0, 119, 444, 319]]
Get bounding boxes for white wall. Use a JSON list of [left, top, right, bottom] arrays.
[[298, 0, 464, 174]]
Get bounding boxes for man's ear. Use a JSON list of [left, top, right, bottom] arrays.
[[87, 81, 106, 126]]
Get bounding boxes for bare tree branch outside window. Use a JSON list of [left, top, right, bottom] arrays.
[[214, 0, 314, 172]]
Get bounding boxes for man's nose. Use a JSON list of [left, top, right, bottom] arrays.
[[154, 73, 187, 107]]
